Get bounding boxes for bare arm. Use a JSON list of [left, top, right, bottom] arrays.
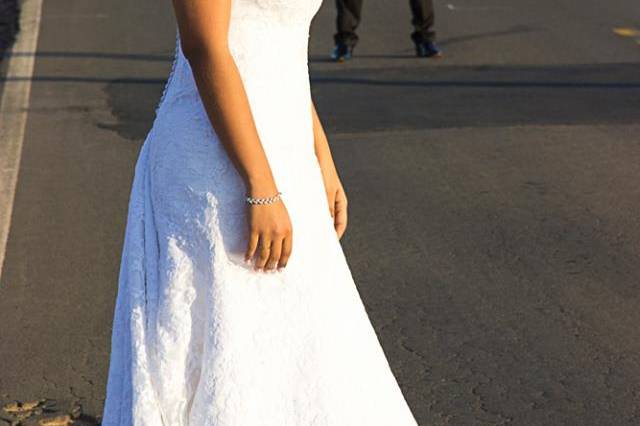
[[311, 101, 348, 238], [172, 0, 292, 270], [173, 0, 276, 194], [311, 102, 337, 177]]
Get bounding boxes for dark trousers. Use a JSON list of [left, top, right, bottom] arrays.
[[334, 0, 436, 47]]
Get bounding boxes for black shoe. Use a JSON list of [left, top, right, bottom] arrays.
[[415, 40, 442, 58], [331, 42, 353, 62]]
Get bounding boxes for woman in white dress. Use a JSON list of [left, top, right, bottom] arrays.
[[101, 0, 419, 424]]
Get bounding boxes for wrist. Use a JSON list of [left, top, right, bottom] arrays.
[[245, 191, 282, 205], [316, 151, 337, 175]]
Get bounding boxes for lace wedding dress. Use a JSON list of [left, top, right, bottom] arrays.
[[101, 0, 418, 424]]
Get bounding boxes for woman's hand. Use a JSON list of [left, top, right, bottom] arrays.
[[320, 164, 348, 239], [310, 102, 348, 239], [173, 0, 292, 272], [244, 193, 293, 271]]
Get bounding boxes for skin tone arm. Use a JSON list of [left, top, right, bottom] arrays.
[[311, 102, 348, 239], [171, 0, 292, 271]]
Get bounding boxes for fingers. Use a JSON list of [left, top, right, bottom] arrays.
[[327, 190, 336, 218], [265, 236, 282, 270], [245, 231, 259, 263], [247, 231, 292, 272], [334, 196, 348, 239], [254, 236, 271, 271], [278, 236, 292, 269]]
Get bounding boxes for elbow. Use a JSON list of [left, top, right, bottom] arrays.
[[180, 37, 230, 66]]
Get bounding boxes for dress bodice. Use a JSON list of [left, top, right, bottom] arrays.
[[162, 0, 322, 96], [155, 0, 323, 156], [230, 0, 323, 26]]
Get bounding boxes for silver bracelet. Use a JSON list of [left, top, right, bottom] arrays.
[[246, 191, 282, 205]]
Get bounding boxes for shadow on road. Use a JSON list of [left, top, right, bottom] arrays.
[[3, 50, 173, 62], [309, 25, 539, 62], [8, 58, 631, 140], [27, 61, 632, 140]]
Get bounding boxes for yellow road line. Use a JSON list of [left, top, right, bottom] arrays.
[[613, 27, 640, 38]]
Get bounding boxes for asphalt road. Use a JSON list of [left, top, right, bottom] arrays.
[[1, 0, 639, 424]]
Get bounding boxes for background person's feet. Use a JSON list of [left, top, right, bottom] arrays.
[[331, 41, 353, 62], [415, 40, 442, 58], [0, 0, 20, 59]]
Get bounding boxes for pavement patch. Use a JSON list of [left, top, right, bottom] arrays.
[[1, 399, 98, 425], [311, 63, 640, 133]]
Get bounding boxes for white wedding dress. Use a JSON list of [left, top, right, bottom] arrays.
[[101, 0, 418, 424]]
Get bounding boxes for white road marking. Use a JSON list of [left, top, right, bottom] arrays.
[[0, 0, 44, 280]]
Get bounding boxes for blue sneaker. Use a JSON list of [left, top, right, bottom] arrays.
[[331, 42, 353, 62], [415, 41, 442, 58]]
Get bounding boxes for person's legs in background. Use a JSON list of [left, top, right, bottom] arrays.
[[409, 0, 442, 58], [332, 0, 363, 61]]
